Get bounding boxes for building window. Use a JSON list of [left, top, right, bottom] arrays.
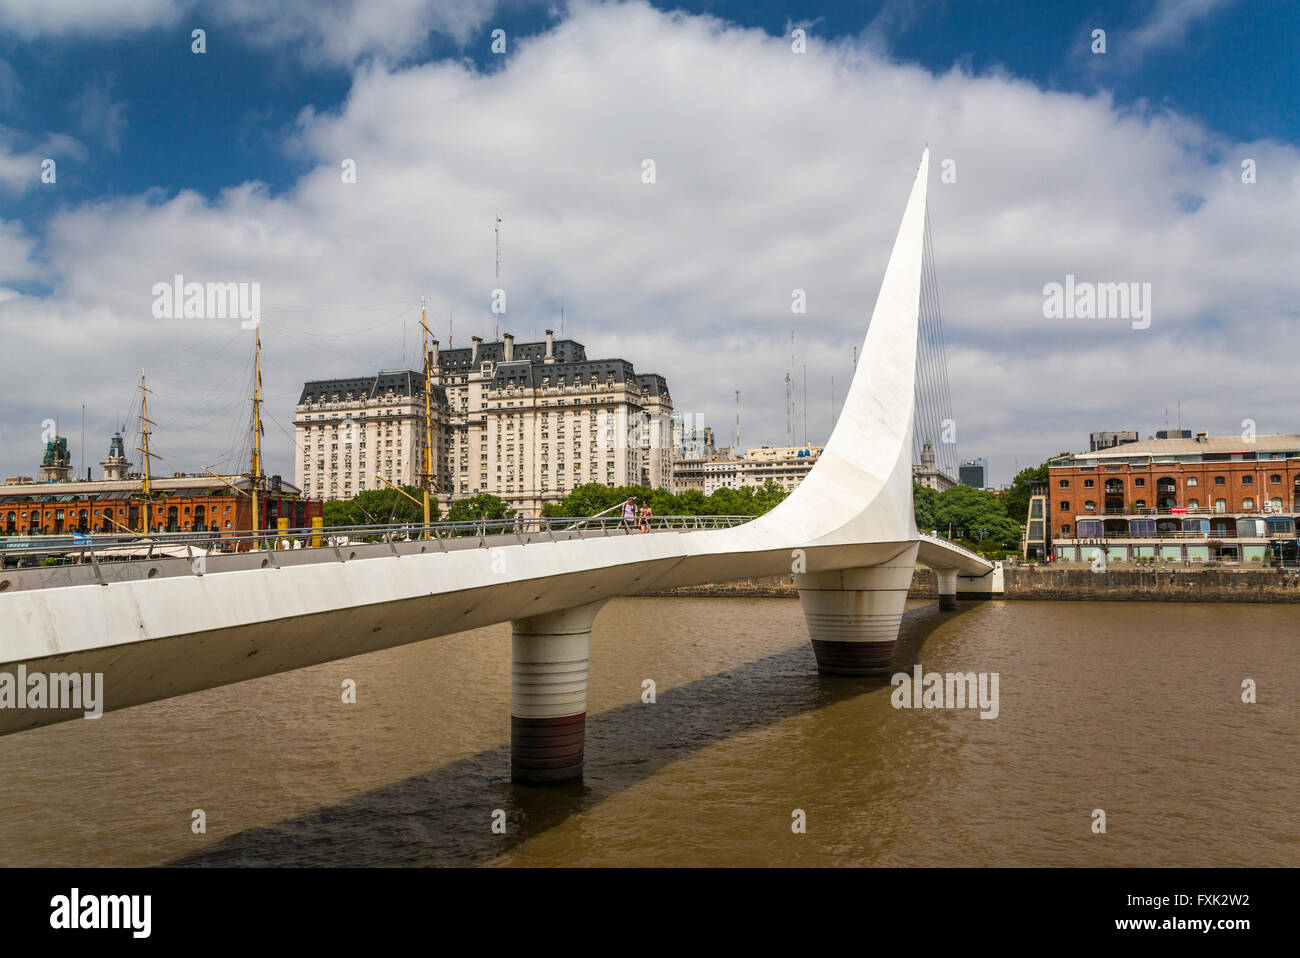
[[1059, 501, 1070, 512], [1214, 476, 1226, 485], [1186, 477, 1198, 486], [1214, 498, 1227, 513], [1058, 479, 1069, 488], [1188, 498, 1199, 509], [1133, 477, 1145, 487], [1060, 524, 1071, 535], [1083, 479, 1094, 488], [1084, 500, 1096, 511], [1269, 474, 1282, 484], [1241, 475, 1253, 485]]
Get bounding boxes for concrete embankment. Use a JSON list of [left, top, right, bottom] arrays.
[[638, 567, 1300, 602]]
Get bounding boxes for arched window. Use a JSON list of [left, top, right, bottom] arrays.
[[1214, 476, 1226, 485], [1214, 498, 1227, 513], [1241, 475, 1253, 485], [1269, 474, 1282, 484], [1242, 498, 1255, 510], [1084, 500, 1096, 511], [1188, 498, 1199, 509], [1186, 476, 1198, 486]]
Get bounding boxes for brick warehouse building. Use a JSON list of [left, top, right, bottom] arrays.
[[1, 436, 320, 541], [1049, 433, 1300, 564]]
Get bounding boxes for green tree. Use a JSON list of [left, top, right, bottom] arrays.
[[447, 494, 515, 523], [1002, 453, 1070, 523], [932, 485, 1021, 546], [913, 482, 939, 532], [322, 486, 434, 527]]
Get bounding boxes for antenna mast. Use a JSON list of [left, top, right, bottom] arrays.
[[734, 390, 741, 452], [494, 215, 501, 342], [785, 372, 793, 446]]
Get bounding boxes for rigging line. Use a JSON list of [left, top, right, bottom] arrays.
[[918, 221, 937, 463], [929, 233, 956, 475], [261, 300, 422, 339], [916, 240, 937, 463], [152, 327, 248, 375], [924, 210, 956, 474], [259, 299, 419, 315]]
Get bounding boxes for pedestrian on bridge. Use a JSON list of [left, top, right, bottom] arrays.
[[639, 501, 653, 534], [621, 496, 637, 534]]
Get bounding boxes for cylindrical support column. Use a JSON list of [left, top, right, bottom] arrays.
[[795, 543, 919, 676], [510, 600, 607, 784], [936, 569, 958, 611]]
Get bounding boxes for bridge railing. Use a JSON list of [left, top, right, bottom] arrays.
[[0, 515, 756, 571]]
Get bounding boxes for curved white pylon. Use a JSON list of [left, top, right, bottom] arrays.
[[741, 147, 929, 549]]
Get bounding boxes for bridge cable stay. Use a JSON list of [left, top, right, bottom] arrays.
[[913, 206, 957, 481]]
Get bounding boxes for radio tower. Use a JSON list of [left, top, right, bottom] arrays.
[[494, 215, 502, 342], [733, 390, 741, 452], [785, 372, 793, 446]]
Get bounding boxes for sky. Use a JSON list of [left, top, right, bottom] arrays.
[[2, 0, 1298, 487]]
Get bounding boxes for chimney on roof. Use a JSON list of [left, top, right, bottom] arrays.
[[1196, 431, 1208, 442], [428, 339, 440, 372], [503, 332, 514, 362], [544, 329, 555, 363], [471, 335, 482, 365]]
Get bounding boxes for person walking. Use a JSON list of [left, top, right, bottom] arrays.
[[621, 496, 637, 534], [639, 500, 653, 534]]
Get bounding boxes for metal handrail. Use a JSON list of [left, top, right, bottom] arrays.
[[0, 515, 757, 567]]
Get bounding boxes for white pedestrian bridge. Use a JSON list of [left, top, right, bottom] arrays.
[[0, 149, 999, 782]]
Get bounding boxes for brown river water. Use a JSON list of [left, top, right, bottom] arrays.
[[0, 597, 1294, 867]]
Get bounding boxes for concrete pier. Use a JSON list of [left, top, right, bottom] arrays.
[[795, 543, 920, 675], [936, 569, 958, 610], [510, 600, 606, 784]]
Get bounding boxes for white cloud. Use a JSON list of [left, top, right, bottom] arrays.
[[1126, 0, 1239, 57], [69, 78, 128, 152], [0, 126, 86, 193], [1, 0, 1297, 487], [0, 0, 186, 37], [0, 0, 505, 63]]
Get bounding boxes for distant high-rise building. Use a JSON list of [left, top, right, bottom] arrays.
[[1089, 430, 1139, 452], [1155, 429, 1192, 440], [959, 457, 987, 489]]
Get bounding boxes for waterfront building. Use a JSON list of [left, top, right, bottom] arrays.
[[1049, 432, 1300, 564], [294, 370, 451, 503], [0, 435, 317, 539], [297, 331, 674, 515], [1021, 480, 1049, 559], [912, 439, 957, 492], [959, 457, 988, 489], [674, 444, 824, 495]]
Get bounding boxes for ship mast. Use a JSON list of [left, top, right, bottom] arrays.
[[135, 371, 159, 534], [421, 296, 436, 537], [250, 328, 264, 545]]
